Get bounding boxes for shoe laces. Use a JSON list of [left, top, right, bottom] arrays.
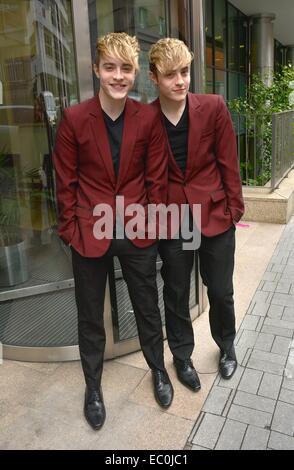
[[153, 369, 168, 383], [182, 359, 193, 368], [175, 358, 194, 369], [88, 389, 102, 402]]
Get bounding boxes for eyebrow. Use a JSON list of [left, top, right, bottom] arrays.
[[165, 66, 189, 74], [102, 62, 133, 67]]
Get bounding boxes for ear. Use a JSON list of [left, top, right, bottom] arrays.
[[149, 70, 158, 86], [93, 64, 99, 79]]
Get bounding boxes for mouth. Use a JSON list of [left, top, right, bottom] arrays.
[[173, 88, 187, 93], [110, 84, 127, 90]]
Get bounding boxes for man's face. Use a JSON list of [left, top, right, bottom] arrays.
[[94, 55, 136, 101], [151, 64, 191, 102]]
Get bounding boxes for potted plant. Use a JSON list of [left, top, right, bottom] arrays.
[[0, 152, 29, 287]]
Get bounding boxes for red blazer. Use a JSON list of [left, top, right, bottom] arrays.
[[153, 93, 244, 237], [53, 96, 167, 257]]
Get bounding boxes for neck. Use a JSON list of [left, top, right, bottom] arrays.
[[159, 94, 187, 118], [99, 89, 126, 120]]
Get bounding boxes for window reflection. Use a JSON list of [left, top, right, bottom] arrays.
[[215, 69, 226, 97], [275, 39, 286, 72], [204, 0, 248, 100], [228, 72, 238, 100], [239, 14, 247, 73], [0, 0, 78, 288], [228, 4, 238, 72], [90, 0, 191, 102], [205, 0, 213, 67], [214, 0, 226, 70], [206, 67, 213, 93]]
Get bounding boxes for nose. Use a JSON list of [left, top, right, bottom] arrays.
[[175, 73, 184, 86], [113, 67, 123, 80]]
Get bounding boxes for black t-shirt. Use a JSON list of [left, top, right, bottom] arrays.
[[102, 110, 125, 177], [163, 102, 189, 175]]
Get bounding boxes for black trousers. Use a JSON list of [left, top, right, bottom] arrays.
[[158, 236, 195, 361], [71, 239, 164, 391], [159, 225, 236, 361]]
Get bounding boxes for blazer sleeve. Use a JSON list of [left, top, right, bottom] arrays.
[[215, 95, 245, 223], [53, 109, 78, 245], [144, 112, 168, 206]]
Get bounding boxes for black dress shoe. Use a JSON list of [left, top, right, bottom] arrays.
[[84, 387, 106, 430], [173, 358, 201, 391], [219, 351, 237, 380], [152, 369, 174, 408]]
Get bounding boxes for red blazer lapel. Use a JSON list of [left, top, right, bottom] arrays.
[[115, 98, 139, 190], [186, 93, 202, 176], [89, 95, 116, 188], [153, 98, 183, 180]]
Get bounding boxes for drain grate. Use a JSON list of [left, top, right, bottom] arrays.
[[0, 290, 78, 347]]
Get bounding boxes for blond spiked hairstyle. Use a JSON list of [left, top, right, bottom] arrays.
[[149, 38, 194, 75], [96, 32, 140, 71]]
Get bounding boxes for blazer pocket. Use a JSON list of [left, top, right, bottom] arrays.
[[75, 206, 93, 219], [210, 189, 226, 203]]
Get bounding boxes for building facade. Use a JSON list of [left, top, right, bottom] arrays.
[[0, 0, 293, 362]]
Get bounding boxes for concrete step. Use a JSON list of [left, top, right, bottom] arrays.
[[243, 170, 294, 224]]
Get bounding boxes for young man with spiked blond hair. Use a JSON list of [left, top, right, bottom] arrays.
[[54, 33, 173, 431], [149, 38, 244, 390]]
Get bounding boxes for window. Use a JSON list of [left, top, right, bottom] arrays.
[[228, 71, 238, 100], [239, 13, 247, 74], [44, 27, 53, 58], [205, 0, 248, 101], [214, 0, 226, 70], [205, 0, 213, 66], [54, 37, 61, 70], [51, 3, 57, 27], [89, 0, 191, 102], [275, 39, 286, 72], [228, 4, 238, 72], [0, 0, 79, 342], [205, 66, 213, 93]]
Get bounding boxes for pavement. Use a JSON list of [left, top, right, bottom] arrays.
[[187, 217, 294, 451], [1, 218, 293, 450]]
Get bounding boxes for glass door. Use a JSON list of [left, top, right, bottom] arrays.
[[0, 0, 79, 357]]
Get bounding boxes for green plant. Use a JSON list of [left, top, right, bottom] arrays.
[[228, 65, 294, 186]]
